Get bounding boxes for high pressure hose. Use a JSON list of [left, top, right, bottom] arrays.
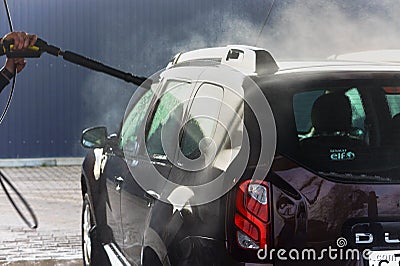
[[0, 0, 149, 230], [0, 171, 38, 229], [0, 0, 17, 125], [0, 0, 39, 229]]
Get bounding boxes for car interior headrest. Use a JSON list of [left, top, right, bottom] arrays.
[[311, 93, 352, 133]]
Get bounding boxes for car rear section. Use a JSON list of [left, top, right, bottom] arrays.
[[225, 69, 400, 265]]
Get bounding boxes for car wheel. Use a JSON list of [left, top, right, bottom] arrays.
[[82, 194, 94, 265], [82, 193, 111, 266]]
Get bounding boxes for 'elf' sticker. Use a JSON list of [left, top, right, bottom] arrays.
[[330, 149, 356, 161]]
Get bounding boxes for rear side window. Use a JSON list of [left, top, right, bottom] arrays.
[[146, 81, 193, 157]]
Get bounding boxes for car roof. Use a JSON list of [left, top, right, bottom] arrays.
[[167, 45, 400, 80], [274, 60, 400, 75], [251, 60, 400, 90], [170, 59, 400, 79]]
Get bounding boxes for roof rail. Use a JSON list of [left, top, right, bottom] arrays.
[[328, 50, 400, 63], [167, 45, 278, 75]]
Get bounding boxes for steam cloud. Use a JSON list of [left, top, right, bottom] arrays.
[[170, 0, 400, 59], [82, 0, 400, 131]]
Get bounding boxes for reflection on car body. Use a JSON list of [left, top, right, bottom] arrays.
[[80, 45, 400, 266]]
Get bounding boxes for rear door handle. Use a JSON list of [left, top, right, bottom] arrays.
[[114, 176, 124, 191]]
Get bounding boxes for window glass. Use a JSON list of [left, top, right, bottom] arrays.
[[293, 90, 324, 133], [146, 81, 193, 156], [180, 83, 224, 159], [293, 88, 368, 172], [293, 89, 365, 139], [345, 88, 366, 131], [385, 88, 400, 117], [288, 84, 400, 183], [120, 89, 154, 151], [387, 95, 400, 116]]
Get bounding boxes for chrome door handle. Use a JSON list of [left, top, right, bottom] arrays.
[[114, 176, 124, 191]]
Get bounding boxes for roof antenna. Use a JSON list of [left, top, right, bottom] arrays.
[[255, 0, 276, 47]]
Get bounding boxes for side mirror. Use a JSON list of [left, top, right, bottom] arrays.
[[81, 126, 108, 149]]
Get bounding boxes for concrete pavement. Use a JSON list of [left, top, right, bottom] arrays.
[[0, 166, 83, 265]]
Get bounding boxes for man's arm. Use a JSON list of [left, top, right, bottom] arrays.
[[0, 65, 13, 93]]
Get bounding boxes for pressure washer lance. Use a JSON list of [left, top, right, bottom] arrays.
[[1, 38, 149, 87]]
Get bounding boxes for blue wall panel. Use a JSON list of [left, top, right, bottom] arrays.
[[0, 0, 268, 158], [0, 0, 398, 158], [0, 0, 271, 158]]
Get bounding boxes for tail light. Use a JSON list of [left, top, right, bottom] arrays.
[[233, 180, 271, 250]]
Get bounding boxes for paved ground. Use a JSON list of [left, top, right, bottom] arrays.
[[0, 166, 83, 265]]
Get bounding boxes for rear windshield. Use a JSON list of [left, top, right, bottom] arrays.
[[292, 83, 400, 183]]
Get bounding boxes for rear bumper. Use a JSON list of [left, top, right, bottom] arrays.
[[169, 235, 367, 265]]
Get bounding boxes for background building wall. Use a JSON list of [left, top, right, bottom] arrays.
[[0, 0, 399, 158], [0, 0, 266, 158]]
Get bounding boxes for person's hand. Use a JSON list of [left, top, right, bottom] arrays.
[[1, 32, 37, 75]]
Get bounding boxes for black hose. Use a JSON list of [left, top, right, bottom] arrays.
[[0, 170, 38, 229], [0, 0, 15, 125], [0, 67, 16, 124], [3, 0, 13, 32], [1, 0, 38, 230]]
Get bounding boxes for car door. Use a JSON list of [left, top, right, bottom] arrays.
[[122, 78, 196, 263], [101, 143, 125, 249], [109, 86, 157, 264], [164, 82, 228, 247], [100, 86, 155, 257]]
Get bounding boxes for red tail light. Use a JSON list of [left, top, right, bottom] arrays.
[[234, 180, 271, 249], [234, 213, 259, 241]]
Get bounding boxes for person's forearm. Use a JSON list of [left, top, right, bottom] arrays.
[[0, 38, 10, 92], [0, 65, 12, 93], [0, 38, 4, 57], [0, 73, 10, 93]]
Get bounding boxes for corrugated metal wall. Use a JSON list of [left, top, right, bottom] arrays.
[[0, 0, 266, 158]]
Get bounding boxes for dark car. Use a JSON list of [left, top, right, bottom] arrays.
[[80, 45, 400, 266]]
